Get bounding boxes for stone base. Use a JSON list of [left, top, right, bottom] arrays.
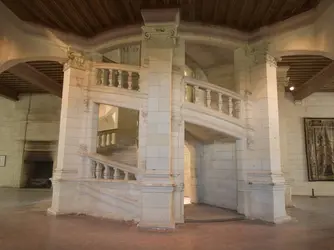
[[138, 182, 176, 229], [238, 175, 290, 224]]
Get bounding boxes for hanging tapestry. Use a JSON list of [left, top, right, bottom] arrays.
[[304, 118, 334, 181]]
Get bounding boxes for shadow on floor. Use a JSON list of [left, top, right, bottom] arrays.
[[184, 204, 244, 223]]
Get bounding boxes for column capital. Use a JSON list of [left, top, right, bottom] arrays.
[[64, 51, 91, 71], [277, 66, 290, 91], [245, 41, 279, 68], [141, 9, 180, 49]]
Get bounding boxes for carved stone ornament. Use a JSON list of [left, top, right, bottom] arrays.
[[78, 144, 88, 156], [142, 25, 178, 48], [64, 51, 90, 71], [245, 42, 278, 68]]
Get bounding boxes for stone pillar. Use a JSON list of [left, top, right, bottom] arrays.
[[138, 9, 184, 229], [234, 44, 290, 223], [48, 53, 92, 215], [277, 66, 294, 208]]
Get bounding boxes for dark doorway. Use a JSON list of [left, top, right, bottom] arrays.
[[23, 151, 53, 189]]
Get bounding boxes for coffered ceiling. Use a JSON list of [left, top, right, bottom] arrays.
[[1, 0, 321, 37]]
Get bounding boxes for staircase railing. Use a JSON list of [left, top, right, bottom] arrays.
[[93, 62, 141, 91], [87, 153, 142, 181], [97, 128, 138, 151], [184, 76, 243, 120]]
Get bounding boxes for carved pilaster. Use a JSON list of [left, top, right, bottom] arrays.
[[277, 66, 290, 92], [244, 90, 254, 150]]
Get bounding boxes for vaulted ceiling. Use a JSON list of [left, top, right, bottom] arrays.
[[1, 0, 321, 37]]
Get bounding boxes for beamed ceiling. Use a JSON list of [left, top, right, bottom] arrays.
[[1, 0, 321, 37], [0, 0, 332, 101], [0, 61, 63, 100]]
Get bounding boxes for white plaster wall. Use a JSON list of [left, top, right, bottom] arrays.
[[279, 92, 334, 196], [199, 141, 237, 210], [0, 94, 61, 187]]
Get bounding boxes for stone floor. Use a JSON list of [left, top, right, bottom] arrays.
[[1, 188, 334, 250], [184, 204, 244, 222]]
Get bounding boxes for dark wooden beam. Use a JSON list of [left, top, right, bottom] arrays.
[[0, 84, 19, 101], [8, 63, 62, 97], [294, 61, 334, 100]]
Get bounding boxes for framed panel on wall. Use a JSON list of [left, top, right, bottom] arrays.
[[304, 118, 334, 181]]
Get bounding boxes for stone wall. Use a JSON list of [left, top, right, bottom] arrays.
[[0, 94, 61, 187], [199, 141, 237, 210], [279, 92, 334, 196]]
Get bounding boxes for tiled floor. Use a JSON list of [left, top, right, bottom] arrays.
[[1, 188, 334, 250]]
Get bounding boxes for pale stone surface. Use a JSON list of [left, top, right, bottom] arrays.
[[200, 142, 237, 210]]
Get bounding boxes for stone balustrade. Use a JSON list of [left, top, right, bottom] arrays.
[[87, 153, 141, 181], [97, 129, 138, 151], [93, 62, 141, 91], [184, 76, 243, 120]]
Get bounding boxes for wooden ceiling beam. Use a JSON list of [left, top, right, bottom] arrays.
[[293, 61, 334, 100], [0, 84, 19, 101], [8, 63, 62, 98]]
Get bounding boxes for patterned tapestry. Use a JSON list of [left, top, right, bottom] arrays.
[[304, 118, 334, 181]]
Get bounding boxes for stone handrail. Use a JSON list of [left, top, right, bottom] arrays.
[[97, 128, 138, 150], [93, 62, 141, 91], [87, 152, 142, 181], [184, 76, 243, 119]]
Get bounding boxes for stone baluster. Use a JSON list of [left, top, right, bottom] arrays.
[[118, 70, 123, 88], [113, 168, 120, 180], [235, 100, 241, 118], [128, 72, 133, 90], [228, 97, 233, 116], [96, 69, 103, 85], [96, 163, 103, 179], [218, 93, 223, 112], [104, 165, 111, 179], [194, 86, 200, 104], [206, 89, 211, 108], [108, 69, 113, 86], [124, 172, 129, 181], [106, 133, 110, 146], [184, 84, 188, 101], [100, 134, 104, 147], [90, 160, 97, 179]]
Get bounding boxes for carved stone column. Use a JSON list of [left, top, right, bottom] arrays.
[[138, 9, 185, 229], [48, 52, 94, 215], [234, 43, 290, 223]]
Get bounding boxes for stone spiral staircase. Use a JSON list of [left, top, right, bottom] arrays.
[[82, 62, 248, 221]]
